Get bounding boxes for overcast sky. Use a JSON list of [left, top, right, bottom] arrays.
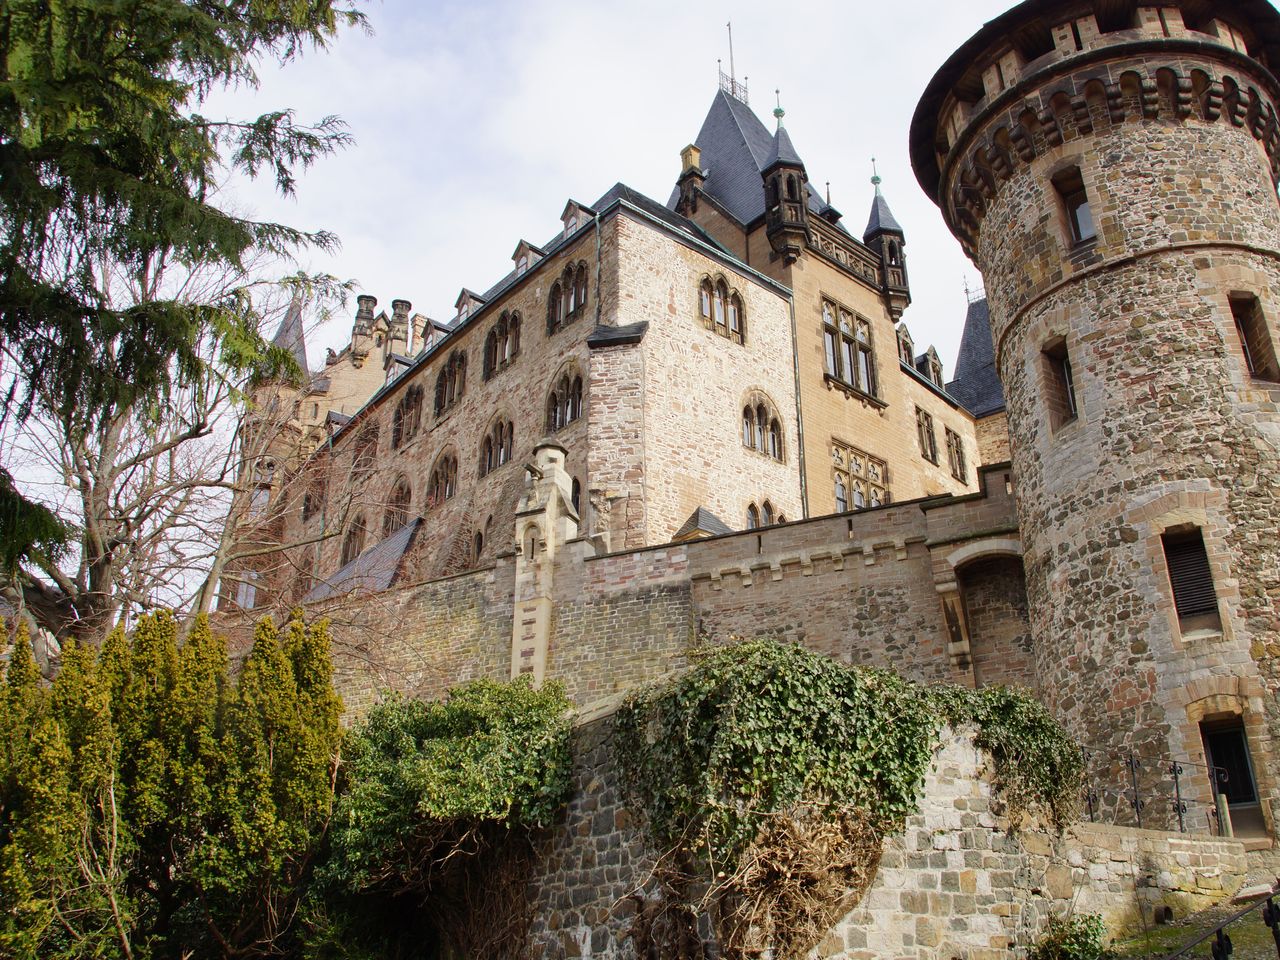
[[208, 0, 1024, 373]]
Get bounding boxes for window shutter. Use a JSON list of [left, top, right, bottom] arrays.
[[1164, 536, 1218, 618]]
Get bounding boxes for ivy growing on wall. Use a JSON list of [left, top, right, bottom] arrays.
[[614, 639, 1083, 959]]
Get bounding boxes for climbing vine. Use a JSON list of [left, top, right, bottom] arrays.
[[614, 639, 1083, 959]]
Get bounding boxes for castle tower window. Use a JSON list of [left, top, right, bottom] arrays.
[[1229, 294, 1279, 382], [548, 282, 563, 334], [746, 503, 760, 529], [392, 385, 423, 448], [916, 407, 938, 463], [945, 427, 968, 483], [435, 351, 467, 415], [341, 515, 367, 566], [1162, 528, 1222, 634], [383, 476, 411, 536], [1053, 166, 1097, 246], [571, 477, 582, 514], [234, 571, 260, 610], [473, 531, 484, 562], [1042, 338, 1079, 429], [352, 424, 379, 480], [428, 453, 458, 504]]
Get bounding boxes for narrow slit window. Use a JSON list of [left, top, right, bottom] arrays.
[[1042, 338, 1079, 429], [1162, 528, 1222, 634], [1053, 166, 1097, 245], [1230, 294, 1279, 382]]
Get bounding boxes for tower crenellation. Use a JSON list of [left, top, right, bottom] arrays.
[[913, 0, 1280, 830]]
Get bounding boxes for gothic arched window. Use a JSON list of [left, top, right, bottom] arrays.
[[434, 350, 467, 415], [383, 476, 412, 536], [547, 281, 563, 334], [392, 385, 423, 448], [741, 393, 784, 462], [742, 406, 754, 446], [428, 452, 458, 505], [342, 514, 367, 566], [352, 423, 379, 480], [746, 504, 760, 529], [762, 501, 775, 526], [547, 370, 584, 431], [834, 476, 848, 512], [479, 418, 514, 477]]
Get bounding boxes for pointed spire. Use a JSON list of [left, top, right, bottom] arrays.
[[271, 299, 308, 375], [864, 162, 903, 240], [773, 89, 785, 129]]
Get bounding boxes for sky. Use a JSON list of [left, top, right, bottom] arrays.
[[206, 0, 1022, 373]]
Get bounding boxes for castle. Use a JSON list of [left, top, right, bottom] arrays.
[[223, 0, 1280, 879]]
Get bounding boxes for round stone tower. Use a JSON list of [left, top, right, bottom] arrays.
[[913, 1, 1280, 830]]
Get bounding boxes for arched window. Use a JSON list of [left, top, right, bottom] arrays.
[[383, 476, 412, 536], [547, 370, 584, 431], [392, 386, 423, 448], [508, 313, 520, 359], [762, 501, 775, 526], [835, 477, 848, 512], [571, 477, 582, 514], [341, 514, 367, 566], [746, 504, 760, 529], [352, 423, 379, 480], [700, 280, 713, 323], [574, 264, 588, 314], [473, 530, 484, 562], [434, 350, 467, 415], [428, 453, 457, 505], [741, 394, 783, 461], [480, 418, 514, 477], [547, 282, 563, 334], [853, 483, 866, 509], [727, 294, 744, 344], [786, 174, 799, 201], [483, 329, 499, 379], [713, 282, 727, 330]]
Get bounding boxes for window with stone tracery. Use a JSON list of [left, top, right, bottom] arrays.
[[945, 427, 968, 484], [546, 371, 584, 431], [428, 452, 458, 504], [548, 261, 590, 335], [483, 312, 522, 380], [392, 385, 423, 448], [434, 350, 467, 415], [383, 476, 412, 536], [822, 299, 877, 397], [698, 274, 745, 344], [479, 417, 514, 477], [831, 440, 889, 512], [741, 393, 783, 461]]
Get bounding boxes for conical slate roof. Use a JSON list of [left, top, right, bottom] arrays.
[[271, 300, 308, 375], [864, 186, 903, 239], [945, 297, 1006, 417], [764, 125, 804, 170]]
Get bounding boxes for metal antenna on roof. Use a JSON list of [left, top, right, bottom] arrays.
[[727, 21, 736, 81]]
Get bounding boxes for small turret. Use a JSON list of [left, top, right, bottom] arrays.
[[675, 144, 706, 217], [864, 166, 911, 320], [761, 98, 809, 264], [389, 299, 412, 356]]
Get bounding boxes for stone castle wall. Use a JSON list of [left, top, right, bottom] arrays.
[[528, 717, 1247, 960]]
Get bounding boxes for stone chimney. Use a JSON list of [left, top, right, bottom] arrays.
[[355, 294, 377, 330], [675, 144, 706, 217]]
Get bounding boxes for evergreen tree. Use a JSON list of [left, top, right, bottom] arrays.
[[0, 0, 366, 642]]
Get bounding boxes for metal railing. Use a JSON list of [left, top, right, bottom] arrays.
[[1079, 743, 1233, 837], [1160, 892, 1280, 958]]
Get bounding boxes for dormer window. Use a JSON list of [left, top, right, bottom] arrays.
[[517, 256, 529, 276]]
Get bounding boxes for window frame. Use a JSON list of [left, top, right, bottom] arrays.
[[1229, 293, 1279, 382], [1161, 526, 1223, 636], [1052, 165, 1097, 247], [945, 427, 968, 484], [1041, 337, 1080, 430], [821, 299, 879, 398], [916, 407, 939, 464]]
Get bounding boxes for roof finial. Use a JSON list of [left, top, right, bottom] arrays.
[[871, 157, 882, 193], [773, 89, 785, 129], [727, 21, 736, 81], [825, 181, 831, 204]]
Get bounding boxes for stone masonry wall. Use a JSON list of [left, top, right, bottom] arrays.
[[964, 555, 1037, 691], [527, 717, 1247, 960]]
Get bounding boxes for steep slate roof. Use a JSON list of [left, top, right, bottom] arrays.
[[271, 300, 308, 375], [667, 90, 835, 227], [302, 518, 420, 604], [673, 506, 733, 541], [864, 187, 903, 239], [945, 298, 1006, 417], [764, 125, 803, 170]]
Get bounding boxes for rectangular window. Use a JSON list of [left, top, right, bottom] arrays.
[[235, 572, 259, 611], [945, 427, 967, 483], [1042, 338, 1079, 429], [1053, 166, 1097, 246], [916, 407, 938, 463], [1230, 294, 1279, 382], [1162, 528, 1222, 634]]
